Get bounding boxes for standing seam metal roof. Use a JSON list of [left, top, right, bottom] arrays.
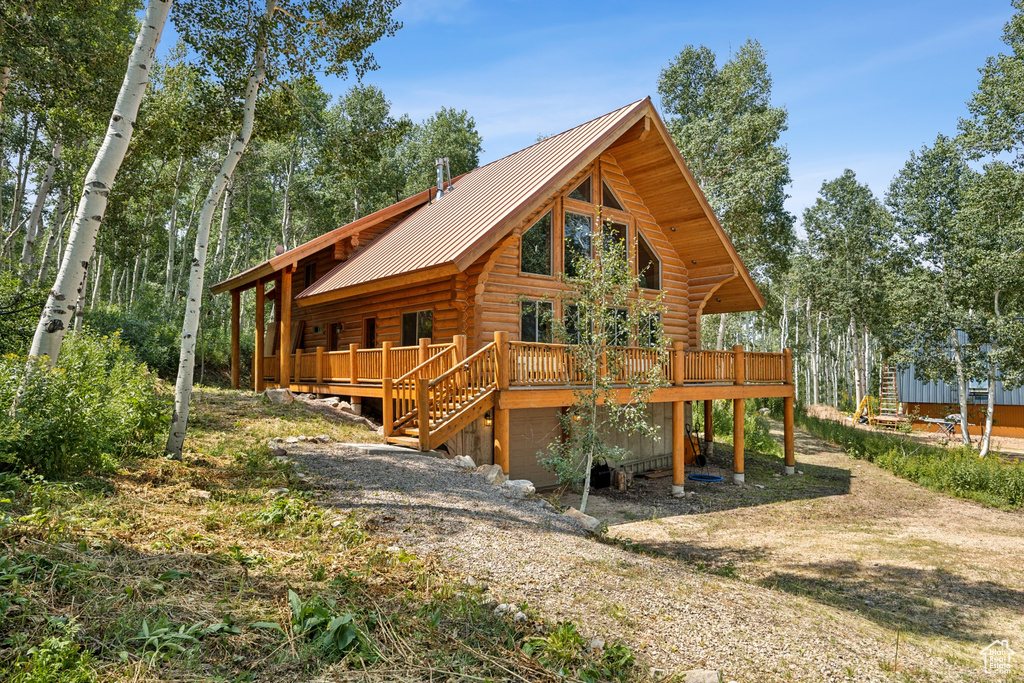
[[296, 99, 646, 299]]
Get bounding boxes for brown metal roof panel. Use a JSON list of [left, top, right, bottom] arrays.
[[297, 100, 646, 299]]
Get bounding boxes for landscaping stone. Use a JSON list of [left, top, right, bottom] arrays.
[[493, 603, 515, 616], [273, 455, 290, 465], [562, 507, 601, 533], [452, 455, 476, 470], [263, 388, 294, 404], [314, 434, 331, 443], [513, 611, 528, 623], [681, 671, 722, 683], [588, 638, 605, 653], [476, 464, 506, 485], [502, 479, 536, 498], [186, 489, 211, 504], [285, 436, 300, 444], [267, 488, 289, 497], [267, 441, 287, 457], [318, 397, 341, 406]]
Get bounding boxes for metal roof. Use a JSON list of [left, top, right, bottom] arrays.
[[898, 366, 1024, 406], [296, 99, 648, 300]]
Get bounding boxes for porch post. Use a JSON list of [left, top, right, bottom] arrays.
[[254, 278, 265, 392], [418, 337, 431, 365], [704, 399, 714, 457], [733, 344, 745, 485], [784, 347, 796, 475], [671, 340, 686, 497], [493, 330, 510, 474], [454, 333, 467, 362], [381, 341, 393, 379], [279, 266, 293, 389], [231, 288, 241, 389]]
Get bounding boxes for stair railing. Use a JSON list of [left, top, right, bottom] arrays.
[[383, 342, 458, 436]]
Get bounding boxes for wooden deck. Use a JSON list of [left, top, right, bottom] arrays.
[[259, 332, 794, 466]]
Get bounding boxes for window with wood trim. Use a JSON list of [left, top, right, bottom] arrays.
[[564, 211, 593, 278], [605, 307, 629, 347], [401, 310, 433, 347], [303, 263, 317, 289], [637, 231, 661, 290], [602, 220, 628, 260], [564, 304, 586, 345], [568, 175, 591, 202], [640, 312, 662, 348], [520, 211, 552, 276], [520, 299, 553, 343], [602, 180, 624, 211]]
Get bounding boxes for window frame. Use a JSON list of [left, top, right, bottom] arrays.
[[562, 208, 594, 279], [401, 309, 434, 347], [567, 175, 592, 203], [636, 229, 662, 291], [519, 210, 555, 278], [520, 299, 553, 343]]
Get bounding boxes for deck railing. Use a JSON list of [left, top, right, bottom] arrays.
[[388, 343, 459, 432], [263, 338, 789, 388]]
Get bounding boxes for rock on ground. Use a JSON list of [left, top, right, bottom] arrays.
[[475, 464, 506, 485], [263, 388, 294, 404], [562, 506, 601, 533], [502, 479, 536, 498]]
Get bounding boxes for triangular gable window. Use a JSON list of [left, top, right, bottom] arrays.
[[602, 181, 624, 211], [568, 176, 591, 202]]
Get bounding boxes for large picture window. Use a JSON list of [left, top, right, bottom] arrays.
[[521, 299, 553, 343], [564, 211, 593, 278], [520, 211, 552, 276], [602, 221, 628, 259], [637, 232, 661, 290], [401, 310, 433, 346]]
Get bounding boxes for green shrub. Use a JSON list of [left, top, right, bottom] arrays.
[[695, 399, 783, 457], [523, 621, 635, 682], [0, 330, 169, 477], [795, 409, 1024, 508], [0, 273, 47, 357]]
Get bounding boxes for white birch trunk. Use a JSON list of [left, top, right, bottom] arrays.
[[164, 156, 185, 302], [851, 316, 863, 409], [715, 313, 728, 351], [29, 0, 171, 365], [165, 16, 270, 459], [90, 250, 103, 309], [213, 175, 233, 268], [813, 311, 822, 405], [37, 189, 67, 283], [980, 291, 1001, 457], [0, 67, 10, 119], [950, 330, 973, 447], [20, 142, 62, 276]]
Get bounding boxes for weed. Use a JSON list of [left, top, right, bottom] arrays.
[[524, 621, 635, 682]]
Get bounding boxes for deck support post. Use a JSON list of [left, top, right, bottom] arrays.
[[416, 378, 429, 451], [733, 344, 745, 485], [315, 347, 324, 384], [294, 348, 302, 383], [230, 289, 240, 389], [454, 334, 467, 362], [381, 341, 393, 379], [784, 348, 796, 474], [382, 378, 394, 437], [279, 266, 293, 389], [494, 330, 510, 473], [704, 399, 714, 457], [349, 343, 360, 384], [418, 337, 431, 365], [254, 278, 265, 392], [670, 341, 685, 496]]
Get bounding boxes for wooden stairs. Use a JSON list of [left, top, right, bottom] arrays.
[[384, 341, 499, 451], [875, 365, 908, 429]]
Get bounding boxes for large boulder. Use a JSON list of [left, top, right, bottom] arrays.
[[502, 479, 535, 498], [452, 455, 476, 470], [264, 388, 294, 404], [562, 507, 601, 534], [475, 464, 506, 485]]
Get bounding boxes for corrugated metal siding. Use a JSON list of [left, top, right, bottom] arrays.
[[898, 366, 1024, 406], [298, 99, 645, 299]]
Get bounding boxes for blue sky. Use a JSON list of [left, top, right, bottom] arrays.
[[311, 0, 1013, 230]]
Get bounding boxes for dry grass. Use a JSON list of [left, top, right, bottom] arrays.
[[0, 388, 635, 682], [592, 419, 1024, 680]]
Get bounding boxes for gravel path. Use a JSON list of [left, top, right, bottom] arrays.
[[285, 442, 986, 682]]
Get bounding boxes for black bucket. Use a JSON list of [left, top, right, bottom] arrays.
[[590, 462, 612, 489]]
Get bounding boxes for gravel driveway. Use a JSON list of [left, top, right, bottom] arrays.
[[283, 440, 996, 682]]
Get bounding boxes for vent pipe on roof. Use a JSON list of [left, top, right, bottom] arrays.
[[435, 157, 452, 197]]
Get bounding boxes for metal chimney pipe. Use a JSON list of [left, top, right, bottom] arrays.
[[435, 157, 445, 197]]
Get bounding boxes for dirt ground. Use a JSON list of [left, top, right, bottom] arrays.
[[556, 420, 1024, 677]]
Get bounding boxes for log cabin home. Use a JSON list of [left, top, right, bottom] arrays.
[[212, 97, 798, 492]]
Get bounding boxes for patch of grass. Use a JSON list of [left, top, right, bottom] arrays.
[[0, 389, 641, 681], [789, 408, 1024, 509]]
